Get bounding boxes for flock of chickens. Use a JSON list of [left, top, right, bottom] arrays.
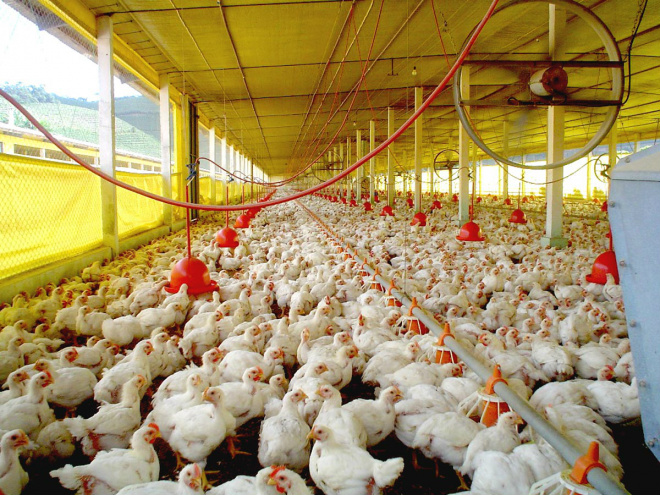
[[0, 190, 639, 495]]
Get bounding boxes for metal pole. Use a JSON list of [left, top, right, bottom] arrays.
[[387, 107, 395, 207], [458, 68, 471, 224], [414, 86, 423, 212], [370, 120, 375, 203], [159, 73, 173, 229]]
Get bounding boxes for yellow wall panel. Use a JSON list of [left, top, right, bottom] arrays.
[[116, 171, 164, 239], [0, 154, 102, 280]]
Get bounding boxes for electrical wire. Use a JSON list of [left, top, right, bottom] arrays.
[[0, 0, 500, 212], [621, 0, 648, 106]]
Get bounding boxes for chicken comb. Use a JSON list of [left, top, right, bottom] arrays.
[[269, 465, 286, 478], [191, 463, 202, 478], [147, 422, 160, 432]]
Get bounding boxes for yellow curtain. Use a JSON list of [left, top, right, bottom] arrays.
[[0, 155, 102, 280], [116, 171, 164, 239]]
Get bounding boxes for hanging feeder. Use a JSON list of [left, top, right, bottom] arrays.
[[234, 213, 251, 229], [166, 257, 218, 295], [369, 268, 384, 292], [340, 197, 347, 204], [166, 164, 218, 295], [359, 262, 370, 278], [476, 196, 483, 203], [601, 201, 608, 212], [529, 442, 606, 495], [504, 197, 513, 205], [431, 200, 442, 210], [522, 196, 529, 203], [586, 250, 619, 284], [452, 194, 458, 202], [406, 198, 414, 208], [435, 323, 459, 364], [215, 226, 239, 249], [216, 185, 240, 249], [410, 211, 427, 227], [456, 221, 485, 242], [404, 297, 428, 335], [364, 201, 373, 211], [374, 193, 380, 203], [349, 199, 357, 207], [380, 205, 394, 217], [477, 365, 510, 427], [383, 279, 402, 307], [586, 232, 619, 284], [508, 208, 528, 224]]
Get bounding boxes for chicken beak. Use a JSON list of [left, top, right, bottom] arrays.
[[15, 434, 29, 448], [267, 478, 277, 486], [306, 431, 315, 440]]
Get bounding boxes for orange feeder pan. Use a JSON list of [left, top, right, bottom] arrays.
[[435, 323, 459, 364], [215, 226, 239, 249], [456, 221, 485, 242], [234, 213, 252, 229], [508, 208, 528, 224], [380, 205, 394, 217], [586, 250, 619, 284], [369, 268, 384, 292], [383, 280, 402, 307], [405, 297, 428, 335], [165, 257, 218, 295], [479, 365, 510, 427], [410, 212, 427, 227]]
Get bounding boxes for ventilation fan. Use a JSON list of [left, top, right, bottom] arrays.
[[453, 0, 624, 170], [433, 148, 459, 179]]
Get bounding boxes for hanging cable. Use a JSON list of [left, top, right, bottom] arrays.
[[0, 0, 500, 211]]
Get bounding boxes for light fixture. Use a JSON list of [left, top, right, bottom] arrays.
[[412, 66, 418, 77], [353, 121, 357, 127]]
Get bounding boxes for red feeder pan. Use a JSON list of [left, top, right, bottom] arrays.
[[349, 199, 357, 207], [452, 194, 458, 202], [522, 196, 529, 203], [431, 200, 442, 210], [380, 205, 394, 217], [504, 198, 512, 206], [508, 208, 527, 224], [340, 197, 347, 204], [586, 250, 619, 284], [456, 221, 485, 242], [406, 198, 414, 208], [601, 201, 608, 212], [476, 197, 482, 203], [215, 226, 239, 249], [234, 213, 251, 229], [410, 212, 427, 226], [364, 201, 373, 211], [374, 194, 380, 203], [492, 196, 498, 201], [165, 257, 218, 295]]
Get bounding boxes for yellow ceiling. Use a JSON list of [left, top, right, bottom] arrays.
[[30, 0, 660, 177]]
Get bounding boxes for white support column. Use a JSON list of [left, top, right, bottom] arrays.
[[586, 153, 592, 201], [369, 120, 375, 203], [209, 126, 216, 205], [414, 86, 423, 212], [159, 73, 173, 228], [472, 143, 478, 196], [356, 130, 362, 201], [387, 107, 395, 207], [608, 124, 617, 194], [346, 137, 351, 198], [458, 68, 471, 225], [221, 137, 227, 203], [97, 15, 118, 255], [250, 159, 254, 202], [502, 120, 510, 200], [541, 5, 568, 248]]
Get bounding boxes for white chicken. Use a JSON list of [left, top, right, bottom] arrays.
[[35, 350, 97, 411], [0, 430, 30, 495], [51, 423, 161, 495], [313, 384, 367, 449], [64, 374, 146, 457], [342, 385, 403, 447], [168, 387, 237, 469], [258, 388, 310, 472], [218, 366, 266, 428], [218, 347, 284, 383], [115, 463, 203, 495], [0, 371, 55, 440], [309, 424, 404, 495], [94, 340, 153, 403], [102, 315, 147, 347], [459, 411, 523, 478]]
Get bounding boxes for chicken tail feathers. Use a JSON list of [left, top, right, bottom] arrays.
[[373, 457, 404, 488], [50, 464, 82, 490]]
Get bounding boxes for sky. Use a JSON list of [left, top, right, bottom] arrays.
[[0, 1, 139, 100]]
